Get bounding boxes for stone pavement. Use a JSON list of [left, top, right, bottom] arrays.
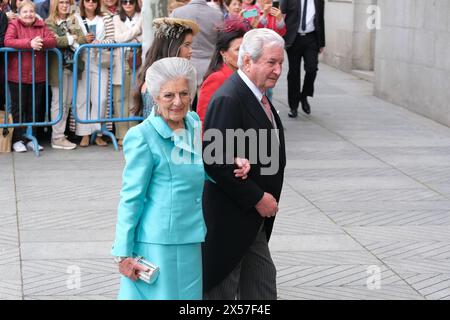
[[1, 63, 450, 300]]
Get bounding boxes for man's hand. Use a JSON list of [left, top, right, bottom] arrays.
[[255, 192, 278, 218], [118, 257, 150, 281]]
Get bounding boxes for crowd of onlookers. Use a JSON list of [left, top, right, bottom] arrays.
[[0, 0, 285, 153]]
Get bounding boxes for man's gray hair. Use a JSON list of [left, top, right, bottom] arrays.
[[145, 57, 197, 100], [237, 28, 285, 69]]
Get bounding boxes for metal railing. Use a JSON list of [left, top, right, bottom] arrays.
[[0, 48, 63, 156]]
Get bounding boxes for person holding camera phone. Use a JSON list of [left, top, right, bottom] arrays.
[[255, 0, 285, 36], [224, 0, 259, 29], [280, 0, 325, 117]]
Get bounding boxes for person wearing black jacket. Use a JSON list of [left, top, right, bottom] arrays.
[[280, 0, 325, 116], [202, 28, 286, 300]]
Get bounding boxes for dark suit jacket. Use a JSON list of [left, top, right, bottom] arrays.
[[202, 72, 286, 292], [280, 0, 325, 48]]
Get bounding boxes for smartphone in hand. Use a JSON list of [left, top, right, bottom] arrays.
[[89, 24, 97, 39], [242, 8, 259, 19], [272, 1, 280, 9]]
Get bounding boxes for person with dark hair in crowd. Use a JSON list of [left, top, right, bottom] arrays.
[[196, 17, 248, 125], [4, 0, 56, 152], [132, 17, 198, 119]]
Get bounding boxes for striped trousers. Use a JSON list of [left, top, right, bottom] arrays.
[[204, 222, 277, 300]]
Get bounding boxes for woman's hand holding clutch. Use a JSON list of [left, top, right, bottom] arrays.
[[118, 257, 150, 282]]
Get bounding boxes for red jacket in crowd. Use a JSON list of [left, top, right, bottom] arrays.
[[4, 18, 56, 84], [197, 63, 234, 126]]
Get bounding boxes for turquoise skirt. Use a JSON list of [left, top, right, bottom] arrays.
[[118, 242, 202, 300]]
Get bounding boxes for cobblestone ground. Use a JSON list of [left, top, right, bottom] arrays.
[[1, 63, 450, 300]]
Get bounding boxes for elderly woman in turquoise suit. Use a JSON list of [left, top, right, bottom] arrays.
[[111, 57, 250, 300]]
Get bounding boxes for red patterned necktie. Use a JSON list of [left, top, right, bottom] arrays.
[[261, 95, 273, 123]]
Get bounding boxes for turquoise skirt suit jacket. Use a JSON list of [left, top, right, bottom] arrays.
[[111, 111, 207, 300]]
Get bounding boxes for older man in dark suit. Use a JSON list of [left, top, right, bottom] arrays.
[[202, 28, 286, 300], [281, 0, 325, 116]]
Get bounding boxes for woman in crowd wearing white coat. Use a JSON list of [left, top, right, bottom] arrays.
[[75, 0, 114, 147]]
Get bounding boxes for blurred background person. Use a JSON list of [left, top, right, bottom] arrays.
[[197, 18, 247, 125], [4, 0, 56, 152], [112, 0, 142, 146], [74, 0, 114, 147], [46, 0, 88, 150], [207, 0, 226, 15], [102, 0, 119, 15]]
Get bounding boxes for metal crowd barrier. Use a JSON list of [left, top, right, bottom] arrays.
[[71, 43, 143, 151], [0, 44, 143, 154], [0, 48, 63, 156]]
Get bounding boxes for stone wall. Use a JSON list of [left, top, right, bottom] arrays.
[[322, 0, 376, 72], [374, 0, 450, 126]]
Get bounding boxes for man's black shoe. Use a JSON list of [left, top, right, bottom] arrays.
[[301, 98, 311, 115], [288, 108, 298, 118]]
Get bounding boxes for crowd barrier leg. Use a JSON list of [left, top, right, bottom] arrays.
[[24, 125, 39, 156], [91, 123, 119, 151]]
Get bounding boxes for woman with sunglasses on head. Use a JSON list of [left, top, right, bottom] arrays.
[[74, 0, 115, 147], [132, 17, 198, 119], [111, 0, 141, 146]]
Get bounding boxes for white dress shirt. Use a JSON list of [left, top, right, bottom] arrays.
[[237, 69, 279, 136], [298, 0, 316, 34]]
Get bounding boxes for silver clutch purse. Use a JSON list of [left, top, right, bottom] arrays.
[[134, 256, 160, 284]]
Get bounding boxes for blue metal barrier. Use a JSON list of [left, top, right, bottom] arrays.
[[71, 43, 143, 151], [0, 48, 63, 156]]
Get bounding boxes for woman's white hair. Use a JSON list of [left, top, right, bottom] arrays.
[[145, 57, 197, 102], [237, 28, 285, 68]]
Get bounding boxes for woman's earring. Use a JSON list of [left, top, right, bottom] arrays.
[[152, 103, 160, 116]]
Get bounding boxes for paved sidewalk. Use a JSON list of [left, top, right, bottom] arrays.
[[1, 63, 450, 300]]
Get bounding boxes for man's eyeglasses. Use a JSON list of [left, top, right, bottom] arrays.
[[121, 0, 136, 5]]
